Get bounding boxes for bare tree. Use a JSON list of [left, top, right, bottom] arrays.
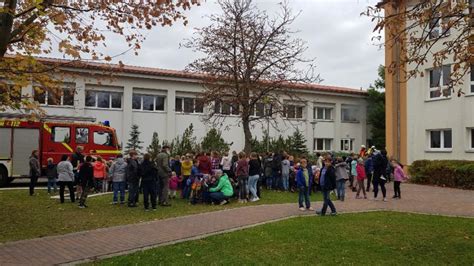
[[184, 0, 319, 153], [364, 0, 473, 96]]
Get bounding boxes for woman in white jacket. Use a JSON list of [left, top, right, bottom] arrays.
[[57, 154, 75, 203]]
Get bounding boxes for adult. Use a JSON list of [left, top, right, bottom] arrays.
[[364, 154, 374, 192], [296, 159, 313, 211], [209, 170, 234, 205], [198, 152, 212, 175], [78, 156, 94, 208], [109, 154, 127, 204], [126, 150, 140, 207], [281, 155, 291, 191], [263, 153, 273, 189], [171, 155, 182, 178], [29, 150, 40, 196], [156, 146, 172, 206], [220, 151, 233, 179], [248, 152, 261, 202], [210, 151, 221, 174], [316, 157, 337, 216], [71, 146, 85, 200], [141, 153, 158, 211], [235, 152, 249, 203], [57, 154, 75, 203], [373, 149, 389, 201], [334, 157, 349, 201], [272, 151, 283, 190]]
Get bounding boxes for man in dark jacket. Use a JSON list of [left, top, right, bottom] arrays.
[[316, 156, 337, 216], [364, 154, 374, 192], [156, 146, 172, 206], [78, 156, 94, 208], [372, 149, 389, 201], [127, 150, 140, 207], [140, 153, 158, 211], [272, 151, 283, 190], [29, 150, 40, 196]]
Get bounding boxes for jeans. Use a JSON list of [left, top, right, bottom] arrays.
[[373, 174, 387, 198], [113, 181, 126, 203], [321, 190, 336, 215], [282, 173, 289, 191], [29, 174, 38, 196], [158, 175, 170, 204], [210, 192, 228, 204], [248, 174, 259, 199], [265, 175, 273, 189], [238, 175, 248, 200], [336, 179, 345, 200], [273, 170, 281, 190], [394, 181, 401, 197], [142, 180, 157, 209], [298, 186, 311, 208], [128, 180, 139, 206], [47, 179, 57, 193], [58, 181, 75, 203], [366, 172, 373, 191]]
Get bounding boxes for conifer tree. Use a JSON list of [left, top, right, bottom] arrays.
[[125, 124, 143, 153], [289, 128, 308, 156], [147, 132, 161, 161], [201, 128, 232, 154]]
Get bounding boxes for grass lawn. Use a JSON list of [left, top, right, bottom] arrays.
[[0, 188, 320, 243], [93, 212, 474, 265]]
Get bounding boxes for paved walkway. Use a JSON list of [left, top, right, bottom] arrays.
[[0, 184, 473, 265]]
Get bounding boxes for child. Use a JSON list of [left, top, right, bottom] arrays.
[[181, 156, 193, 197], [350, 155, 358, 192], [296, 159, 313, 211], [391, 160, 407, 199], [169, 171, 179, 199], [46, 158, 57, 194], [79, 156, 94, 208], [335, 157, 349, 201], [93, 156, 107, 193], [355, 158, 367, 199], [183, 160, 199, 199]]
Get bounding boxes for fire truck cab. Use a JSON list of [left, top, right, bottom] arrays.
[[0, 114, 121, 187]]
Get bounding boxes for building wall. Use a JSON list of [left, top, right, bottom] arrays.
[[34, 72, 368, 154]]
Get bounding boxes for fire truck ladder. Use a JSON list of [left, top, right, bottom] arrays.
[[0, 113, 96, 123]]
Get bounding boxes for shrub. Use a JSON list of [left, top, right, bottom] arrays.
[[409, 160, 474, 190]]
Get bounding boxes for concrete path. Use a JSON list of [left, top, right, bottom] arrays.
[[0, 184, 473, 265]]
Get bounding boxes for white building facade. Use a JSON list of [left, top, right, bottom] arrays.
[[27, 60, 369, 154]]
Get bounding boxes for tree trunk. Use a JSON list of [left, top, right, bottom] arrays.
[[242, 117, 252, 154], [0, 0, 17, 58]]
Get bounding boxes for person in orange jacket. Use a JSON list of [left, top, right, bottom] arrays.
[[93, 156, 107, 193]]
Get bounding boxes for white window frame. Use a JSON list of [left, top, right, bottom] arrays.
[[250, 103, 272, 118], [470, 64, 474, 94], [284, 104, 304, 120], [314, 107, 333, 121], [468, 128, 474, 151], [214, 101, 239, 116], [85, 90, 122, 109], [341, 105, 360, 123], [340, 138, 354, 152], [428, 66, 452, 99], [34, 87, 75, 107], [314, 138, 332, 151], [427, 129, 452, 151], [175, 97, 203, 114], [428, 13, 450, 40], [132, 94, 166, 112]]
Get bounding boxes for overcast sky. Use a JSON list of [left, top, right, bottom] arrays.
[[62, 0, 384, 89]]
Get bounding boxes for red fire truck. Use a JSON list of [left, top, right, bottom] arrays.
[[0, 113, 121, 186]]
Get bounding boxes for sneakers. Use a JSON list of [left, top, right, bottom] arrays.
[[307, 207, 314, 211], [299, 207, 306, 211], [315, 210, 323, 216], [220, 200, 229, 205], [392, 195, 398, 199], [152, 208, 157, 211], [144, 208, 150, 212], [111, 201, 118, 205], [250, 197, 260, 202], [380, 176, 387, 181], [383, 198, 388, 202], [330, 212, 338, 216], [78, 204, 86, 209]]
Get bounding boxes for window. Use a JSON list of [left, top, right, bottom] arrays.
[[52, 127, 70, 143], [94, 131, 113, 146], [85, 90, 122, 109], [34, 87, 74, 106], [76, 128, 89, 144], [340, 138, 354, 152], [429, 15, 450, 39], [429, 66, 452, 98], [471, 65, 474, 93], [341, 105, 359, 122], [215, 101, 239, 115], [132, 94, 166, 111], [470, 128, 474, 150], [428, 129, 452, 150], [284, 105, 304, 119], [314, 107, 333, 120], [175, 97, 203, 113], [314, 138, 332, 151]]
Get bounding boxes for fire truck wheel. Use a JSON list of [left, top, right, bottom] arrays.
[[0, 166, 9, 187]]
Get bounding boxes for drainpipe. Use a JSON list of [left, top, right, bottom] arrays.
[[394, 1, 402, 162]]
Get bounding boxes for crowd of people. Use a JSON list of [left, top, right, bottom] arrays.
[[28, 144, 408, 214]]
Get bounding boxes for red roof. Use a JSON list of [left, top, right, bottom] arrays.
[[35, 57, 367, 96]]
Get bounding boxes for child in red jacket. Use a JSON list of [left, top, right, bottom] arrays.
[[168, 171, 179, 199], [356, 158, 367, 199]]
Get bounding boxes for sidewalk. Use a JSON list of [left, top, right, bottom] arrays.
[[0, 184, 472, 265]]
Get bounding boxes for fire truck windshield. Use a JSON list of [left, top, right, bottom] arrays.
[[94, 131, 114, 146]]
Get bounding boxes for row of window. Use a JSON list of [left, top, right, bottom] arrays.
[[427, 128, 474, 151], [52, 126, 114, 146], [313, 138, 355, 152], [428, 65, 474, 99]]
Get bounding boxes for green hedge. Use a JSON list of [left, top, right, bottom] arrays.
[[409, 160, 474, 190]]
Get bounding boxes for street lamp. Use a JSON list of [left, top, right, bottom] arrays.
[[310, 120, 317, 151]]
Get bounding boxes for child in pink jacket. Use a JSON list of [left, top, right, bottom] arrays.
[[355, 158, 367, 199], [391, 159, 408, 199], [168, 171, 179, 199]]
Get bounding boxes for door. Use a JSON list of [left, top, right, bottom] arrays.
[[12, 128, 40, 177], [0, 128, 12, 159]]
